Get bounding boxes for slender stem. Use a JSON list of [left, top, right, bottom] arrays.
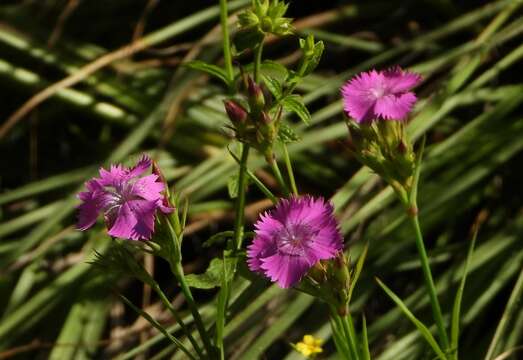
[[342, 314, 360, 360], [281, 142, 298, 195], [172, 261, 215, 358], [270, 158, 290, 196], [153, 283, 205, 359], [215, 271, 228, 360], [214, 144, 250, 358], [165, 218, 214, 357], [234, 144, 250, 251], [219, 0, 234, 87], [253, 43, 264, 83], [409, 212, 450, 351], [246, 168, 278, 204]]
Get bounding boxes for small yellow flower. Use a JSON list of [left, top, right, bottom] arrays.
[[294, 334, 323, 358]]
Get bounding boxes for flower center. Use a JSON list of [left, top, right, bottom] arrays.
[[370, 85, 386, 99], [276, 223, 315, 256]]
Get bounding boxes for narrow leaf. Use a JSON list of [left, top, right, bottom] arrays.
[[450, 223, 478, 356], [376, 278, 447, 360], [261, 74, 283, 99], [203, 231, 235, 248], [281, 94, 311, 124], [348, 242, 369, 302], [361, 315, 371, 360], [185, 60, 229, 86], [119, 294, 196, 360], [227, 173, 240, 199], [185, 257, 235, 289]]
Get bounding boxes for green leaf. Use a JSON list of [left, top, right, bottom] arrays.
[[361, 315, 371, 360], [234, 28, 264, 53], [277, 123, 300, 143], [261, 60, 289, 78], [203, 231, 234, 248], [376, 278, 448, 360], [450, 224, 478, 356], [348, 242, 369, 302], [119, 294, 196, 360], [185, 257, 236, 289], [185, 60, 229, 85], [281, 94, 311, 124], [261, 74, 283, 99], [227, 173, 239, 199]]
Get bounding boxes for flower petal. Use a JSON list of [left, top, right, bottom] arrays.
[[374, 92, 417, 120], [107, 200, 157, 240], [260, 253, 311, 288], [383, 67, 422, 93], [127, 155, 152, 178]]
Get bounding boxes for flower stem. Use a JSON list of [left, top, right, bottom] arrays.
[[330, 306, 359, 360], [219, 0, 234, 87], [214, 143, 251, 359], [270, 157, 290, 196], [281, 142, 298, 196], [409, 211, 450, 351], [342, 313, 360, 360], [172, 261, 215, 358], [152, 283, 205, 359], [234, 143, 250, 251], [253, 43, 264, 83], [165, 217, 214, 358]]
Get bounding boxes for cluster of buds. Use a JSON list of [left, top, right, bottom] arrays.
[[300, 252, 353, 316], [347, 121, 416, 197], [235, 0, 293, 51], [224, 76, 280, 163], [341, 67, 424, 203]]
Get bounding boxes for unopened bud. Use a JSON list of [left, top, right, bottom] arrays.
[[248, 77, 265, 111], [224, 100, 248, 125], [398, 140, 407, 154]]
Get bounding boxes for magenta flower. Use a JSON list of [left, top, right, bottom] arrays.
[[77, 156, 173, 240], [247, 196, 343, 288], [341, 67, 422, 123]]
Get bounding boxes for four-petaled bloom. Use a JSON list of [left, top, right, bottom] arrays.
[[247, 196, 343, 288], [341, 67, 422, 123], [77, 155, 173, 240]]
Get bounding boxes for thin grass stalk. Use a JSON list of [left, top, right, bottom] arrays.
[[408, 213, 450, 351], [219, 0, 234, 87]]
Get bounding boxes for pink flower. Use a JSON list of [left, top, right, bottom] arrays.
[[77, 156, 173, 240], [341, 67, 422, 123], [247, 196, 343, 288]]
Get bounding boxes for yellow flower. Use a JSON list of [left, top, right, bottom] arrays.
[[294, 334, 323, 358]]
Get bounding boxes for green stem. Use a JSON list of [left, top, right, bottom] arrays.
[[270, 158, 290, 196], [219, 0, 234, 87], [214, 144, 250, 358], [152, 283, 205, 359], [234, 144, 250, 251], [342, 314, 360, 360], [253, 43, 264, 83], [409, 212, 450, 351], [165, 217, 214, 358], [281, 142, 298, 195], [172, 261, 215, 358], [330, 307, 358, 360]]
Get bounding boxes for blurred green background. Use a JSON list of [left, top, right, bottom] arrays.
[[0, 0, 522, 359]]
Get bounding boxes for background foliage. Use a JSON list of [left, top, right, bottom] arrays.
[[0, 0, 522, 358]]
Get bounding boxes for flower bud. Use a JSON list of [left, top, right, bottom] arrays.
[[224, 99, 248, 125], [247, 77, 265, 111]]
